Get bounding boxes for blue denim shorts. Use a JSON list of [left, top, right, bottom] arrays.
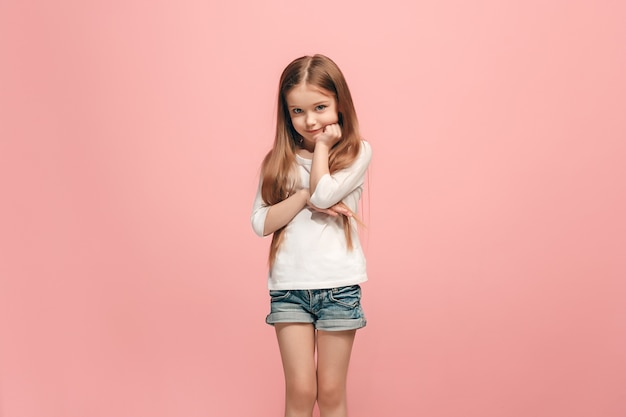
[[266, 285, 366, 331]]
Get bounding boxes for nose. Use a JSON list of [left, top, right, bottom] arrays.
[[305, 112, 316, 128]]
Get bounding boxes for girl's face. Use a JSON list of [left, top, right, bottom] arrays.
[[285, 83, 339, 147]]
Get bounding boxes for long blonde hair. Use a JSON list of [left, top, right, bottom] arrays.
[[261, 54, 362, 266]]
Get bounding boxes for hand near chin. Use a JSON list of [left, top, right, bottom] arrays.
[[314, 123, 342, 148]]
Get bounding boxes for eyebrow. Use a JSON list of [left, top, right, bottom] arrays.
[[287, 101, 330, 108]]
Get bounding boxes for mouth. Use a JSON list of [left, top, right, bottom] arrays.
[[305, 128, 322, 134]]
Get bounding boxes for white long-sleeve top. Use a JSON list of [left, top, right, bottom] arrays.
[[251, 141, 372, 290]]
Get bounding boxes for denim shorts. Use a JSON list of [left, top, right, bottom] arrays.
[[266, 285, 366, 331]]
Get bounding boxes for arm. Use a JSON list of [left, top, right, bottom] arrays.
[[309, 123, 342, 194], [309, 142, 332, 194], [251, 185, 310, 237], [263, 189, 310, 235], [309, 140, 372, 209]]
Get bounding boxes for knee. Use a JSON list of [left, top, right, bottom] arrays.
[[286, 379, 317, 409], [317, 380, 345, 409]]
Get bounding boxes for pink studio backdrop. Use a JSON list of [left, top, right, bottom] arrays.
[[1, 1, 625, 416]]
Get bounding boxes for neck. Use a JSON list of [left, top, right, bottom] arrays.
[[297, 144, 314, 159], [299, 138, 315, 153]]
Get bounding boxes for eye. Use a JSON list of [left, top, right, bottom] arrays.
[[315, 105, 327, 111], [292, 108, 303, 114]]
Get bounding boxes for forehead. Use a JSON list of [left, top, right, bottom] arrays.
[[286, 83, 335, 106]]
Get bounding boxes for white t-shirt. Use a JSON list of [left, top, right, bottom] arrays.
[[251, 141, 372, 290]]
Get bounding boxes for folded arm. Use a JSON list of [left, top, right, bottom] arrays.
[[251, 187, 310, 236], [309, 141, 372, 209]]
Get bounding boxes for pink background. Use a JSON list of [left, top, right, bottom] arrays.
[[1, 1, 625, 416]]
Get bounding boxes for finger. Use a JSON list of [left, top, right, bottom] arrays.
[[325, 123, 340, 137], [321, 124, 337, 135], [330, 205, 352, 217], [309, 205, 338, 216], [331, 205, 347, 214]]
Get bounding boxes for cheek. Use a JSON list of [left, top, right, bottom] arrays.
[[294, 117, 305, 127], [290, 118, 304, 132]]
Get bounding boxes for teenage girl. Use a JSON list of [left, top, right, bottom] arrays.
[[251, 54, 371, 417]]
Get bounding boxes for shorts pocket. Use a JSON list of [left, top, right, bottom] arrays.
[[269, 290, 291, 302], [329, 285, 361, 308]]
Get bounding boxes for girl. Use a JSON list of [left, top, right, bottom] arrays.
[[251, 54, 371, 417]]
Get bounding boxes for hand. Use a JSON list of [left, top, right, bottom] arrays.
[[307, 200, 353, 218], [314, 123, 342, 148]]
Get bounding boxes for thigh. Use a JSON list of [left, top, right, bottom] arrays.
[[275, 323, 317, 384], [316, 329, 356, 387]]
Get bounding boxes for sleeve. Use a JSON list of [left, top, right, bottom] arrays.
[[309, 141, 372, 209], [250, 179, 270, 237]]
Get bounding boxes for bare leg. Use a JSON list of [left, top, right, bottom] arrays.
[[316, 329, 356, 417], [275, 323, 317, 417]]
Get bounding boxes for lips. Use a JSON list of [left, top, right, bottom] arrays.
[[305, 128, 322, 134]]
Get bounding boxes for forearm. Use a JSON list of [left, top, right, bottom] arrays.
[[308, 141, 371, 209], [309, 143, 331, 193], [263, 189, 310, 236]]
